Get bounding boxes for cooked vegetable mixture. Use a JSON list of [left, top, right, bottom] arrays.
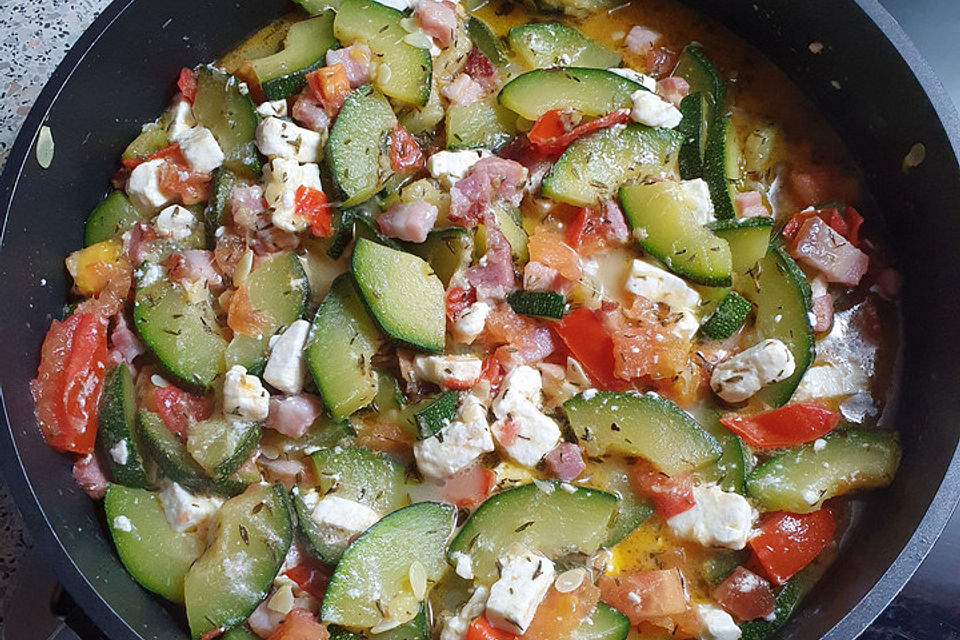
[[31, 0, 903, 637]]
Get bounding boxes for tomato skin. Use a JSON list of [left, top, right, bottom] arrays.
[[31, 313, 108, 454], [748, 509, 836, 585], [445, 286, 477, 320], [466, 616, 518, 640], [713, 566, 776, 621], [630, 458, 695, 518], [597, 569, 687, 624], [285, 555, 332, 601], [294, 186, 332, 238], [154, 385, 213, 437], [720, 403, 840, 449], [306, 64, 351, 116], [267, 608, 329, 640], [782, 206, 864, 248], [177, 67, 198, 102], [389, 123, 425, 172], [528, 109, 631, 155], [553, 308, 621, 390]]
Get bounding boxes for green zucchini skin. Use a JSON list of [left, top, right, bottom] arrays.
[[739, 576, 801, 640], [700, 291, 752, 340], [249, 12, 337, 100], [703, 115, 741, 220], [677, 92, 708, 180], [468, 17, 507, 65], [414, 390, 460, 438], [97, 365, 148, 487], [403, 227, 474, 288], [571, 602, 630, 640], [186, 417, 261, 481], [499, 67, 642, 122], [506, 290, 566, 319]]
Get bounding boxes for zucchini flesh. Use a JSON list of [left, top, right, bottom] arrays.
[[403, 227, 474, 288], [186, 417, 261, 481], [205, 167, 247, 233], [310, 447, 409, 513], [506, 290, 566, 319], [133, 273, 227, 390], [508, 24, 620, 69], [677, 92, 708, 180], [734, 246, 814, 407], [193, 67, 260, 177], [619, 180, 733, 287], [446, 97, 517, 151], [305, 273, 382, 420], [326, 84, 398, 206], [334, 0, 432, 106], [248, 12, 337, 100], [595, 461, 653, 547], [699, 291, 752, 340], [122, 122, 168, 164], [104, 484, 206, 604], [185, 484, 293, 638], [97, 365, 147, 487], [84, 191, 143, 246], [498, 68, 641, 122], [329, 608, 428, 640], [351, 238, 446, 353], [673, 44, 725, 119], [467, 17, 507, 65], [447, 482, 617, 583], [746, 430, 900, 513], [414, 390, 460, 438], [563, 391, 721, 475], [703, 115, 741, 220], [475, 203, 528, 263], [541, 124, 682, 206], [708, 217, 773, 274], [321, 502, 457, 630], [224, 252, 310, 375], [571, 602, 630, 640]]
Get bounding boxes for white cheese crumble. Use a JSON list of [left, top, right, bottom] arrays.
[[157, 482, 222, 533], [112, 515, 134, 532], [710, 339, 796, 403], [109, 440, 129, 466], [308, 494, 380, 548], [262, 157, 324, 233], [173, 125, 225, 174], [256, 116, 325, 163], [490, 366, 562, 467], [452, 301, 491, 345], [414, 394, 495, 479], [666, 483, 754, 550], [427, 149, 491, 189], [126, 158, 172, 213], [485, 549, 556, 634], [630, 89, 683, 128], [223, 365, 271, 421], [154, 204, 196, 241], [696, 603, 742, 640], [263, 319, 311, 395], [256, 99, 289, 118], [413, 355, 484, 389], [625, 259, 701, 340]]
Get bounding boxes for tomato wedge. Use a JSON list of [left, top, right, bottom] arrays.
[[466, 616, 518, 640], [389, 122, 425, 172], [528, 109, 632, 155], [630, 458, 695, 518], [748, 509, 836, 584], [720, 403, 840, 449], [177, 67, 198, 103], [30, 312, 108, 454], [553, 308, 621, 390], [294, 185, 332, 238]]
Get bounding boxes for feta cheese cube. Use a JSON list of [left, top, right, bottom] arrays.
[[263, 319, 311, 394], [112, 515, 134, 532], [154, 204, 196, 241], [696, 603, 742, 640], [490, 366, 561, 467], [309, 494, 380, 548], [262, 157, 324, 232], [414, 355, 484, 389], [223, 365, 271, 421], [452, 301, 491, 344], [485, 549, 556, 634], [680, 178, 716, 225], [607, 67, 658, 92], [710, 339, 796, 403], [427, 149, 491, 189], [127, 158, 172, 213], [441, 585, 489, 640], [625, 259, 702, 340], [667, 483, 754, 550], [630, 89, 683, 128], [173, 126, 224, 174], [414, 394, 495, 479], [158, 482, 223, 532], [256, 116, 325, 163], [166, 97, 197, 140], [256, 99, 289, 118]]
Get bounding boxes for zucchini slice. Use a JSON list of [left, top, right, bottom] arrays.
[[224, 252, 311, 375], [133, 271, 227, 391], [746, 430, 900, 513], [506, 290, 566, 319], [97, 365, 148, 487], [571, 602, 630, 640], [563, 391, 721, 475], [498, 68, 642, 122], [193, 66, 260, 177], [541, 124, 682, 206], [84, 191, 143, 246], [447, 482, 617, 583], [334, 0, 432, 106], [247, 12, 337, 100], [310, 447, 409, 513], [475, 203, 528, 263], [414, 390, 459, 439], [104, 484, 206, 604], [699, 291, 752, 340], [467, 17, 507, 65], [351, 238, 446, 353], [673, 44, 725, 120], [403, 227, 474, 288], [739, 576, 801, 640], [702, 115, 741, 220], [185, 484, 293, 638], [186, 417, 261, 481], [446, 97, 517, 151], [205, 167, 247, 232], [524, 0, 614, 18], [708, 217, 773, 274], [321, 502, 457, 630], [677, 92, 708, 180], [327, 84, 398, 206], [508, 24, 620, 69], [122, 122, 168, 165], [595, 461, 653, 547], [734, 246, 814, 407], [619, 180, 733, 287], [329, 608, 428, 640]]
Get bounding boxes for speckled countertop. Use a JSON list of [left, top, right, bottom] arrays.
[[0, 0, 112, 617]]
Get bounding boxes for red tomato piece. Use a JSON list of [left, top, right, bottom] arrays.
[[713, 566, 776, 621], [294, 186, 332, 238], [720, 403, 840, 449], [553, 308, 620, 390], [158, 159, 211, 205], [479, 354, 504, 393], [597, 569, 687, 625], [528, 109, 631, 155], [466, 616, 518, 640], [442, 464, 495, 508], [749, 509, 836, 585], [30, 312, 108, 454], [782, 207, 864, 248], [629, 458, 695, 518], [177, 67, 198, 103], [153, 385, 213, 437], [306, 64, 351, 117], [445, 286, 477, 321], [267, 608, 329, 640], [389, 123, 425, 172], [285, 555, 332, 601]]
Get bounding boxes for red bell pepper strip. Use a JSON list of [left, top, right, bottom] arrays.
[[720, 403, 840, 449], [389, 122, 425, 171], [748, 509, 836, 584], [527, 109, 632, 155], [295, 185, 332, 238], [630, 458, 696, 518], [30, 312, 108, 454], [553, 307, 620, 390]]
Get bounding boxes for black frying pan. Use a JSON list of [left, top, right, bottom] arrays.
[[0, 0, 958, 638]]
